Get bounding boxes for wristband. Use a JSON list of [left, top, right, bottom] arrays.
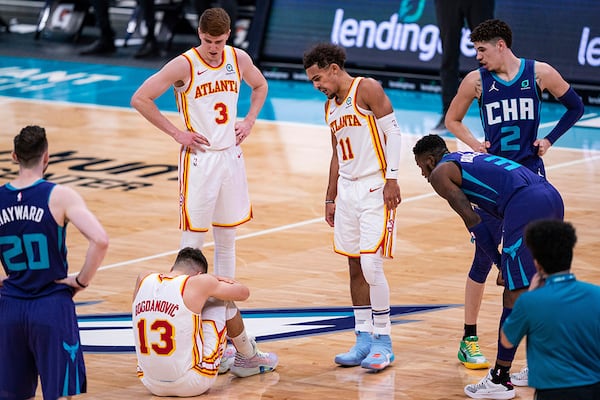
[[325, 200, 335, 204], [75, 275, 88, 288]]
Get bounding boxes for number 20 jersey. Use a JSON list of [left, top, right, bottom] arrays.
[[0, 180, 69, 299]]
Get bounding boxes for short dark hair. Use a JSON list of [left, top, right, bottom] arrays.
[[199, 7, 230, 36], [173, 247, 208, 274], [524, 220, 577, 274], [412, 134, 449, 157], [14, 125, 48, 168], [470, 19, 513, 48], [303, 43, 346, 70]]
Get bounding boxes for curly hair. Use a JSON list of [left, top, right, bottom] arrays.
[[470, 19, 513, 48], [412, 134, 449, 157], [303, 43, 346, 70], [525, 220, 577, 274], [14, 125, 48, 167]]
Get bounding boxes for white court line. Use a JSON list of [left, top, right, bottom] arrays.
[[92, 153, 600, 273]]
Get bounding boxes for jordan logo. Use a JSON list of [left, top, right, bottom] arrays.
[[489, 81, 499, 92]]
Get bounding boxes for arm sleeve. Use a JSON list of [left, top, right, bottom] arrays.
[[377, 113, 402, 179], [544, 87, 584, 145]]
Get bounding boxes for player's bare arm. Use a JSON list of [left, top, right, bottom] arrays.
[[131, 56, 210, 151], [235, 49, 268, 145], [52, 185, 109, 292], [325, 133, 339, 227], [184, 274, 250, 313], [429, 163, 481, 228], [446, 71, 487, 152]]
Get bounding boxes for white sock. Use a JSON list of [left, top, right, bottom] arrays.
[[230, 329, 255, 358]]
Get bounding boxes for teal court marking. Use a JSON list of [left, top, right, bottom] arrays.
[[1, 54, 599, 150]]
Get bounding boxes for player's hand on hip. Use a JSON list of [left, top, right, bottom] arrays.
[[174, 130, 209, 152], [235, 120, 253, 145], [534, 138, 551, 156]]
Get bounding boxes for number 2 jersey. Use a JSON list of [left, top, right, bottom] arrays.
[[132, 274, 227, 382], [479, 59, 544, 173], [0, 179, 70, 299]]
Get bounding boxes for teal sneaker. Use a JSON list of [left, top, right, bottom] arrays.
[[360, 334, 394, 371], [458, 336, 490, 369], [334, 331, 372, 366]]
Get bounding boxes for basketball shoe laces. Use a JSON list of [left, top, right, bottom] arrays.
[[465, 339, 484, 357]]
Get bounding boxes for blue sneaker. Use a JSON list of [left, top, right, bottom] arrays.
[[334, 331, 372, 366], [361, 334, 394, 371]]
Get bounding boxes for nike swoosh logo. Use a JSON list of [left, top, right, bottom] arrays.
[[390, 168, 398, 172], [369, 187, 381, 192], [197, 70, 208, 75]]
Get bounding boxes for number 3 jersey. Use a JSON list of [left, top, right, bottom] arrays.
[[0, 180, 69, 299], [326, 77, 387, 180], [132, 274, 227, 382], [175, 45, 241, 151]]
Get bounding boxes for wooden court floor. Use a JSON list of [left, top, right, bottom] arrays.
[[1, 98, 599, 400]]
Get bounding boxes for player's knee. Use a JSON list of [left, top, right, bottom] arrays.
[[360, 254, 384, 285], [468, 252, 493, 283]]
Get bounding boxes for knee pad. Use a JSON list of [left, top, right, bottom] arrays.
[[468, 248, 493, 283]]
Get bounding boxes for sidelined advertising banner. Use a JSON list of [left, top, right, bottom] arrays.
[[261, 0, 599, 86]]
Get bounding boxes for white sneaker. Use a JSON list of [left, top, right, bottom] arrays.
[[230, 341, 278, 378], [218, 342, 236, 374], [510, 366, 528, 387], [464, 369, 515, 399]]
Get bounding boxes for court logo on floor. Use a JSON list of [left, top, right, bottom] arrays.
[[77, 304, 458, 352]]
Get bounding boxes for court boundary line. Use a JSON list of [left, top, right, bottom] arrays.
[[89, 152, 600, 273]]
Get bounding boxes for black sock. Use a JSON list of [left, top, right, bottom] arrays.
[[491, 364, 511, 384], [463, 324, 477, 340]]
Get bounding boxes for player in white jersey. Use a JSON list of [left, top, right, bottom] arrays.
[[132, 247, 277, 396], [303, 43, 403, 371], [131, 7, 268, 280]]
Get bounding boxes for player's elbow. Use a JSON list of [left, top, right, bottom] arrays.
[[93, 231, 110, 255]]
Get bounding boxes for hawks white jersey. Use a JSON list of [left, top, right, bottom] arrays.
[[132, 274, 227, 382], [326, 77, 387, 180], [175, 45, 241, 150]]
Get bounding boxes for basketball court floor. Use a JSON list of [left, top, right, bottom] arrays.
[[1, 48, 599, 400]]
